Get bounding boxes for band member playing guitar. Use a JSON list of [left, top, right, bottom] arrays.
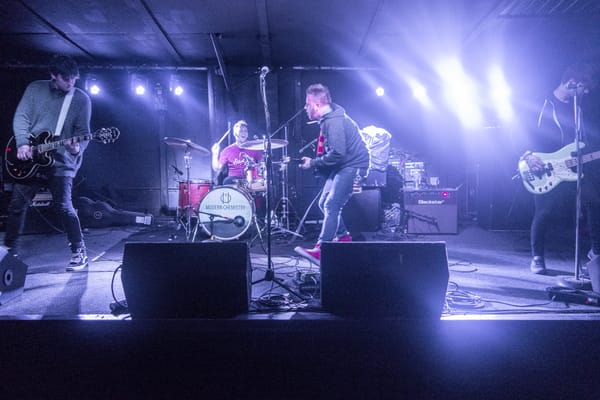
[[521, 63, 600, 274], [294, 83, 370, 266], [3, 54, 92, 271]]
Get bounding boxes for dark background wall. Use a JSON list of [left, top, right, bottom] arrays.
[[1, 59, 599, 225]]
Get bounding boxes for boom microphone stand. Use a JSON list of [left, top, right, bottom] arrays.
[[558, 86, 591, 290], [251, 66, 304, 299]]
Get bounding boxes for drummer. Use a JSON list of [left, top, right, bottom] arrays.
[[211, 120, 263, 186]]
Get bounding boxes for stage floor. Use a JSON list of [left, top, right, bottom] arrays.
[[1, 216, 599, 320], [3, 217, 600, 398]]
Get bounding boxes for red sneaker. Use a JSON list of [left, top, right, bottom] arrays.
[[294, 244, 321, 266], [334, 234, 352, 242]]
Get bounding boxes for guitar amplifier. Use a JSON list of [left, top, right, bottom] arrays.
[[403, 189, 458, 234]]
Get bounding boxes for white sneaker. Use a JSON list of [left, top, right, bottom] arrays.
[[66, 248, 88, 272]]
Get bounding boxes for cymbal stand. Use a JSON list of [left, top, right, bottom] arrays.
[[251, 67, 304, 300], [272, 125, 302, 239], [179, 147, 195, 241]]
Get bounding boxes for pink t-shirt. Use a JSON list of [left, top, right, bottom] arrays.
[[219, 144, 263, 179]]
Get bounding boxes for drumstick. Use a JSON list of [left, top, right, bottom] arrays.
[[215, 128, 231, 146]]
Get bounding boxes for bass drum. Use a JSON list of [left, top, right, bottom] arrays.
[[197, 186, 255, 240]]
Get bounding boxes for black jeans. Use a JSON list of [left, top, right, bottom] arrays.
[[4, 175, 85, 252]]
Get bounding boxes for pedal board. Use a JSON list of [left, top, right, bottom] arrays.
[[547, 286, 600, 307], [295, 272, 320, 295]]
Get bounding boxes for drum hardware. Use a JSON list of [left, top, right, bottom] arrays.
[[270, 126, 302, 239], [238, 138, 288, 151], [163, 136, 210, 241]]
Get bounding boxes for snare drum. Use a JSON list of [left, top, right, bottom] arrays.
[[197, 186, 255, 240], [178, 180, 211, 211], [246, 161, 267, 192]]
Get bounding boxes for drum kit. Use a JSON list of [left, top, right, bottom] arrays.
[[163, 135, 293, 242]]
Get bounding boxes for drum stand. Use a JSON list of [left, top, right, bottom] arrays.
[[271, 126, 302, 239], [178, 148, 197, 241]]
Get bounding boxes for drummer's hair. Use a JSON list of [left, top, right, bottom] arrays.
[[234, 120, 248, 130]]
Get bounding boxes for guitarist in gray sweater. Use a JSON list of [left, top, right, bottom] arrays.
[[4, 54, 92, 271], [521, 63, 600, 275]]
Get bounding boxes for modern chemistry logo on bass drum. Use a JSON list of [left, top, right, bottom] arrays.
[[5, 127, 120, 180], [197, 186, 255, 240]]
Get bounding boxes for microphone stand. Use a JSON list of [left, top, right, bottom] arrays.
[[558, 90, 591, 290], [251, 68, 304, 300]]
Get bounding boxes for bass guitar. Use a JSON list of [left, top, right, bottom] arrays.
[[518, 142, 600, 194], [5, 127, 120, 180]]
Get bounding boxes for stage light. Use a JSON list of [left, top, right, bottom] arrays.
[[375, 86, 385, 97], [85, 76, 100, 95], [406, 78, 432, 108], [130, 74, 148, 96], [169, 75, 184, 96], [488, 66, 514, 122], [436, 58, 482, 129]]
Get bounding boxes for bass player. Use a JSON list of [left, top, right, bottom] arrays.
[[521, 63, 600, 274]]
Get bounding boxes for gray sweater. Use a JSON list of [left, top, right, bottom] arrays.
[[13, 80, 92, 177]]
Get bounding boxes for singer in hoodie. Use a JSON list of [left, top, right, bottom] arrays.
[[294, 83, 370, 266]]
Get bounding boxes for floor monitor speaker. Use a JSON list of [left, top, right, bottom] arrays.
[[121, 242, 251, 318], [320, 241, 449, 318], [0, 248, 28, 305]]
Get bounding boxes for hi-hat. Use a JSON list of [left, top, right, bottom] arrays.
[[239, 139, 288, 150], [163, 137, 210, 156]]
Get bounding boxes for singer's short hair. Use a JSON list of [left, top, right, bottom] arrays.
[[306, 84, 332, 104]]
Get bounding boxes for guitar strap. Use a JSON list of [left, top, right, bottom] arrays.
[[54, 88, 75, 137], [316, 128, 325, 156]]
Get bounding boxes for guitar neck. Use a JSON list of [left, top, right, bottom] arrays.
[[35, 133, 93, 154], [566, 150, 600, 168]]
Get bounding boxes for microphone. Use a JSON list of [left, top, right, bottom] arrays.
[[567, 82, 582, 90], [260, 66, 270, 77], [233, 216, 245, 227], [170, 165, 183, 175]]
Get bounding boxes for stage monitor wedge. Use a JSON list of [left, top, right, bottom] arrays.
[[0, 248, 29, 305], [121, 242, 251, 319], [320, 241, 449, 319]]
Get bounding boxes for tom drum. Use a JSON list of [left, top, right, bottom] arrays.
[[178, 180, 211, 211]]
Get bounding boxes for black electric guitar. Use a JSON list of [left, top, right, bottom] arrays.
[[5, 127, 120, 180], [518, 142, 600, 194]]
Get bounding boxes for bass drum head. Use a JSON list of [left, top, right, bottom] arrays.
[[197, 186, 255, 240]]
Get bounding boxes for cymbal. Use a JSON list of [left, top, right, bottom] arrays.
[[163, 137, 210, 156], [239, 139, 288, 151]]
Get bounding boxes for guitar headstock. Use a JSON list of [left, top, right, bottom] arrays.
[[93, 127, 120, 143]]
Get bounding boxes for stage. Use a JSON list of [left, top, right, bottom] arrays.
[[1, 218, 600, 398]]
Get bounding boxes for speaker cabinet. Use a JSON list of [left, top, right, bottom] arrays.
[[0, 248, 28, 305], [404, 189, 458, 234], [320, 241, 449, 318], [121, 242, 251, 318], [342, 188, 381, 233]]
